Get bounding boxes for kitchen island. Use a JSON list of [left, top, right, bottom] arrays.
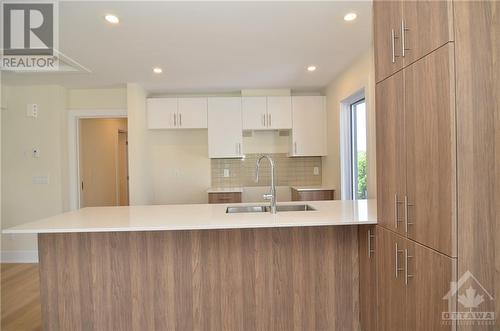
[[4, 200, 376, 331]]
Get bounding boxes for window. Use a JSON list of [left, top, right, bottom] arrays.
[[349, 98, 367, 199], [340, 90, 368, 200]]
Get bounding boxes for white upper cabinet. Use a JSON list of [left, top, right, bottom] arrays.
[[208, 97, 243, 158], [147, 98, 178, 129], [242, 97, 267, 130], [267, 96, 292, 130], [242, 96, 292, 130], [147, 97, 207, 129], [290, 96, 327, 156], [177, 98, 207, 128]]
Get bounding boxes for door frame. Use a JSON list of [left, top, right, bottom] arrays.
[[68, 109, 127, 210]]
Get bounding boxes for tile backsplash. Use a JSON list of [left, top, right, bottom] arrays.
[[211, 153, 322, 188]]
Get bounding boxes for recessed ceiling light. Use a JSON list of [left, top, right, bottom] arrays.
[[344, 12, 357, 21], [307, 65, 317, 72], [153, 67, 163, 74], [105, 14, 119, 24]]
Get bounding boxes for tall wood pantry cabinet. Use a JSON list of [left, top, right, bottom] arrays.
[[365, 1, 500, 331]]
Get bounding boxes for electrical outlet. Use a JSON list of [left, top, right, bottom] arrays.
[[27, 104, 38, 118], [223, 169, 230, 177], [32, 148, 40, 158], [313, 167, 320, 175]]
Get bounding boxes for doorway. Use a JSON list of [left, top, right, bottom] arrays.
[[78, 118, 129, 207]]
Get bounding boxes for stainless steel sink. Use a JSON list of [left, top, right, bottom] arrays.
[[226, 204, 316, 214]]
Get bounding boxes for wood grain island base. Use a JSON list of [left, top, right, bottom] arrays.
[[38, 226, 360, 331]]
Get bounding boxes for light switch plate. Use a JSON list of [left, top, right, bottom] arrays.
[[33, 175, 50, 185], [223, 169, 230, 177], [313, 167, 320, 175]]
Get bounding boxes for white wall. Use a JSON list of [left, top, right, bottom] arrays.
[[322, 48, 376, 199], [1, 85, 67, 260], [127, 83, 211, 205], [1, 85, 127, 261], [68, 88, 127, 110]]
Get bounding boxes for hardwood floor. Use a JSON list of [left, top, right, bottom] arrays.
[[1, 264, 42, 331]]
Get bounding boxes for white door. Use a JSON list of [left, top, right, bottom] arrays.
[[208, 97, 243, 158], [290, 96, 327, 156], [178, 98, 208, 129], [242, 97, 267, 130], [267, 96, 292, 129], [147, 98, 178, 129]]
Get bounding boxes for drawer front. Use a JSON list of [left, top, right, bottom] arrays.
[[291, 189, 334, 201], [208, 192, 242, 204]]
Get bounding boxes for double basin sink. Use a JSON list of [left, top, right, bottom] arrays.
[[226, 204, 316, 214]]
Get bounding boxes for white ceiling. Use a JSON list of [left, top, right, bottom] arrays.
[[3, 1, 372, 93]]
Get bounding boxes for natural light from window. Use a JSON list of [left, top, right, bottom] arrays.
[[351, 99, 367, 199]]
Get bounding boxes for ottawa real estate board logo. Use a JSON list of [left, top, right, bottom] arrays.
[[1, 1, 59, 71]]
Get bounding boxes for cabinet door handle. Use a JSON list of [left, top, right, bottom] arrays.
[[179, 113, 182, 127], [391, 29, 399, 64], [394, 194, 404, 228], [395, 243, 404, 278], [174, 113, 177, 126], [294, 142, 297, 154], [404, 195, 415, 233], [401, 20, 410, 57], [404, 248, 414, 285], [367, 229, 375, 258], [237, 143, 241, 155], [268, 113, 272, 127], [262, 113, 266, 127]]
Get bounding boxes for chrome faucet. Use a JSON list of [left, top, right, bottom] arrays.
[[255, 155, 277, 214]]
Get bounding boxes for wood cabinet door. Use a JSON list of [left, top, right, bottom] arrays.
[[359, 225, 377, 331], [242, 97, 267, 130], [373, 0, 403, 82], [405, 240, 455, 331], [405, 44, 456, 257], [267, 96, 292, 130], [147, 98, 178, 129], [376, 226, 407, 331], [207, 97, 243, 158], [177, 98, 208, 129], [402, 0, 453, 67], [375, 71, 406, 234], [290, 96, 327, 156]]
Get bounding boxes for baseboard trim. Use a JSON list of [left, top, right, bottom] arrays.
[[1, 250, 39, 263]]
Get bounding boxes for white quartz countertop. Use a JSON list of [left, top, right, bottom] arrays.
[[207, 187, 244, 193], [291, 186, 336, 191], [2, 200, 377, 234]]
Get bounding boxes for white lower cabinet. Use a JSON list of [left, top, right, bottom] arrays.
[[208, 97, 243, 158], [290, 96, 327, 156]]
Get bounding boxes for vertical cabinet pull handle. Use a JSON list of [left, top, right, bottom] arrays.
[[405, 248, 414, 285], [394, 194, 404, 228], [395, 243, 404, 278], [237, 143, 241, 155], [174, 113, 177, 127], [268, 113, 272, 127], [294, 142, 298, 154], [179, 113, 182, 127], [401, 20, 410, 57], [262, 114, 266, 127], [367, 229, 375, 258], [404, 195, 415, 233], [391, 29, 398, 63]]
